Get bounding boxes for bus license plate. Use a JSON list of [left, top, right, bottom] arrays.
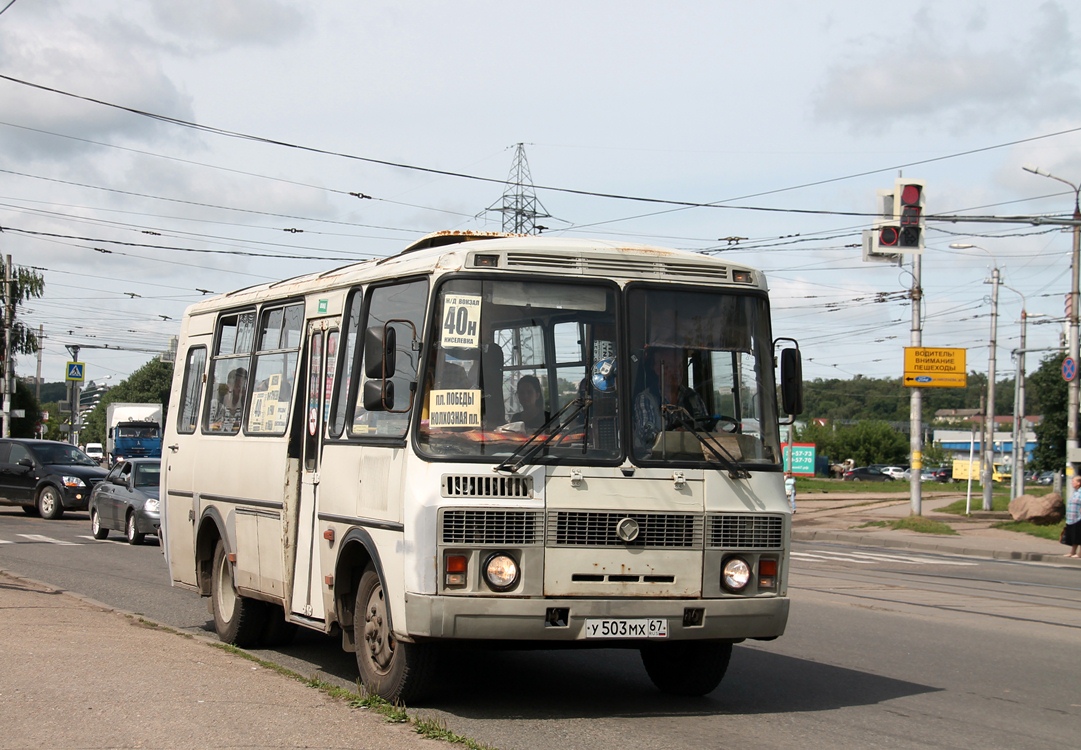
[[584, 618, 668, 639]]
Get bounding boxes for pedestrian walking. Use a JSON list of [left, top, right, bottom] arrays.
[[785, 472, 797, 514], [1064, 475, 1081, 558]]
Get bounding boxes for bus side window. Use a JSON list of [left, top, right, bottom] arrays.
[[349, 279, 428, 437], [177, 347, 207, 434]]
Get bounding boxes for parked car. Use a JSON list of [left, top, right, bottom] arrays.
[[930, 467, 951, 483], [88, 458, 161, 545], [0, 439, 108, 519], [1036, 471, 1061, 486], [842, 466, 894, 482], [83, 442, 105, 463], [881, 466, 907, 480]]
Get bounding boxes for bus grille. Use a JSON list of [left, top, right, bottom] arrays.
[[504, 252, 731, 282], [441, 510, 542, 545], [707, 514, 784, 549], [442, 474, 533, 499], [547, 511, 703, 548]]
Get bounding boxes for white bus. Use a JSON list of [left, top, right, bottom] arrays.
[[162, 231, 803, 702]]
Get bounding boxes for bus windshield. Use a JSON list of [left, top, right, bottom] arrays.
[[626, 285, 780, 467], [418, 277, 620, 461], [417, 277, 781, 468]]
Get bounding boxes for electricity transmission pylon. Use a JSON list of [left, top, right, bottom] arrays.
[[490, 143, 551, 235]]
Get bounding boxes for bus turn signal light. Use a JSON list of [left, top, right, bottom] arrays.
[[758, 558, 778, 590], [445, 554, 468, 587]]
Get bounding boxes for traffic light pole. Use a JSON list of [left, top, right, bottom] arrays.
[[909, 253, 923, 515]]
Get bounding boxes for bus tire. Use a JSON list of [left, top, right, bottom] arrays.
[[354, 565, 435, 703], [640, 641, 733, 696], [211, 539, 266, 648]]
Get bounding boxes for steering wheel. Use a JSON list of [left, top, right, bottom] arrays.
[[712, 415, 739, 433]]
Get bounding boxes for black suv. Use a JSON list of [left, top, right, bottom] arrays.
[[0, 439, 108, 519]]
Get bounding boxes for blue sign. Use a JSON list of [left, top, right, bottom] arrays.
[[65, 362, 85, 382], [1063, 356, 1077, 383]]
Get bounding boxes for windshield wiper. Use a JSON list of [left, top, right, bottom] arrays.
[[495, 396, 592, 474], [664, 405, 750, 479]]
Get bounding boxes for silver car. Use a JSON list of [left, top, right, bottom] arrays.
[[88, 458, 161, 545]]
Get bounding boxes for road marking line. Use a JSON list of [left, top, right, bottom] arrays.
[[17, 534, 80, 546], [841, 550, 977, 566], [76, 535, 128, 545], [792, 550, 977, 567], [791, 552, 877, 564]]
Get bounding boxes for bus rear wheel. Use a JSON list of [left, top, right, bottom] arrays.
[[210, 539, 266, 648], [354, 565, 435, 703], [640, 641, 733, 696]]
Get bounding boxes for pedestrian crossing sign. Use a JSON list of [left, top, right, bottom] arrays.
[[66, 362, 85, 382]]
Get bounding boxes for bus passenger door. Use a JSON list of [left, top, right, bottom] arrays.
[[290, 324, 337, 621]]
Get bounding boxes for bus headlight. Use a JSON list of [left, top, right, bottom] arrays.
[[722, 557, 752, 592], [483, 553, 519, 592]]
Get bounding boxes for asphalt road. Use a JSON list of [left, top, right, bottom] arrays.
[[2, 508, 1079, 750]]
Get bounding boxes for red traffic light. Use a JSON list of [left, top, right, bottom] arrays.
[[899, 183, 922, 206], [878, 226, 900, 247]]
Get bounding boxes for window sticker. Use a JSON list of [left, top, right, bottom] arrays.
[[429, 388, 482, 428], [440, 293, 482, 348]]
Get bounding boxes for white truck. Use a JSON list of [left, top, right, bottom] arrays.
[[106, 403, 163, 464]]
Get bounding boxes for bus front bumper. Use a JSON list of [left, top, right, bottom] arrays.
[[403, 594, 789, 642]]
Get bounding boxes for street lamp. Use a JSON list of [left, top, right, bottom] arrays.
[[1022, 165, 1081, 480], [950, 242, 1000, 511]]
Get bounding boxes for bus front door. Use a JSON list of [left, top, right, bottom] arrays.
[[290, 325, 337, 621]]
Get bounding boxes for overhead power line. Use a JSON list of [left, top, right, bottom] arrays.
[[4, 73, 1081, 216]]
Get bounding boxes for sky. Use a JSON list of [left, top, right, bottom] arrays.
[[3, 1, 1081, 393]]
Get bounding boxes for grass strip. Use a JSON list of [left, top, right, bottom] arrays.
[[859, 516, 958, 535]]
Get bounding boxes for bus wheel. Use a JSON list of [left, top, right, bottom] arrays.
[[640, 641, 733, 696], [211, 540, 266, 648], [354, 565, 435, 703]]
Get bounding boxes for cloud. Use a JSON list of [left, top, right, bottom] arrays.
[[149, 0, 308, 52], [810, 2, 1081, 134], [0, 10, 195, 162]]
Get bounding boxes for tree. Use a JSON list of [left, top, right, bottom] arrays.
[[796, 419, 908, 468], [0, 258, 44, 375], [1027, 353, 1070, 470], [80, 359, 174, 444], [1, 259, 44, 433], [921, 441, 952, 468], [833, 421, 909, 467]]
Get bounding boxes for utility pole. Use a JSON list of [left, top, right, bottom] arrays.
[[984, 266, 1000, 512], [2, 255, 12, 438], [1021, 166, 1081, 478]]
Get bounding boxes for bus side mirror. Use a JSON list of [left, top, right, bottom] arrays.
[[364, 326, 396, 379], [779, 347, 803, 416], [363, 379, 395, 412]]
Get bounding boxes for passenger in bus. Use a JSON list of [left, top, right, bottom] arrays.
[[510, 374, 550, 429], [215, 367, 248, 432], [633, 347, 712, 456]]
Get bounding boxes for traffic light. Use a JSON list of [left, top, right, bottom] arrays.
[[870, 188, 901, 256], [893, 179, 925, 251]]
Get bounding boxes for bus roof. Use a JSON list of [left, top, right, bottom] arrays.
[[183, 232, 767, 317]]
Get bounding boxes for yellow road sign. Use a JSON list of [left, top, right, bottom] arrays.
[[903, 347, 966, 388]]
